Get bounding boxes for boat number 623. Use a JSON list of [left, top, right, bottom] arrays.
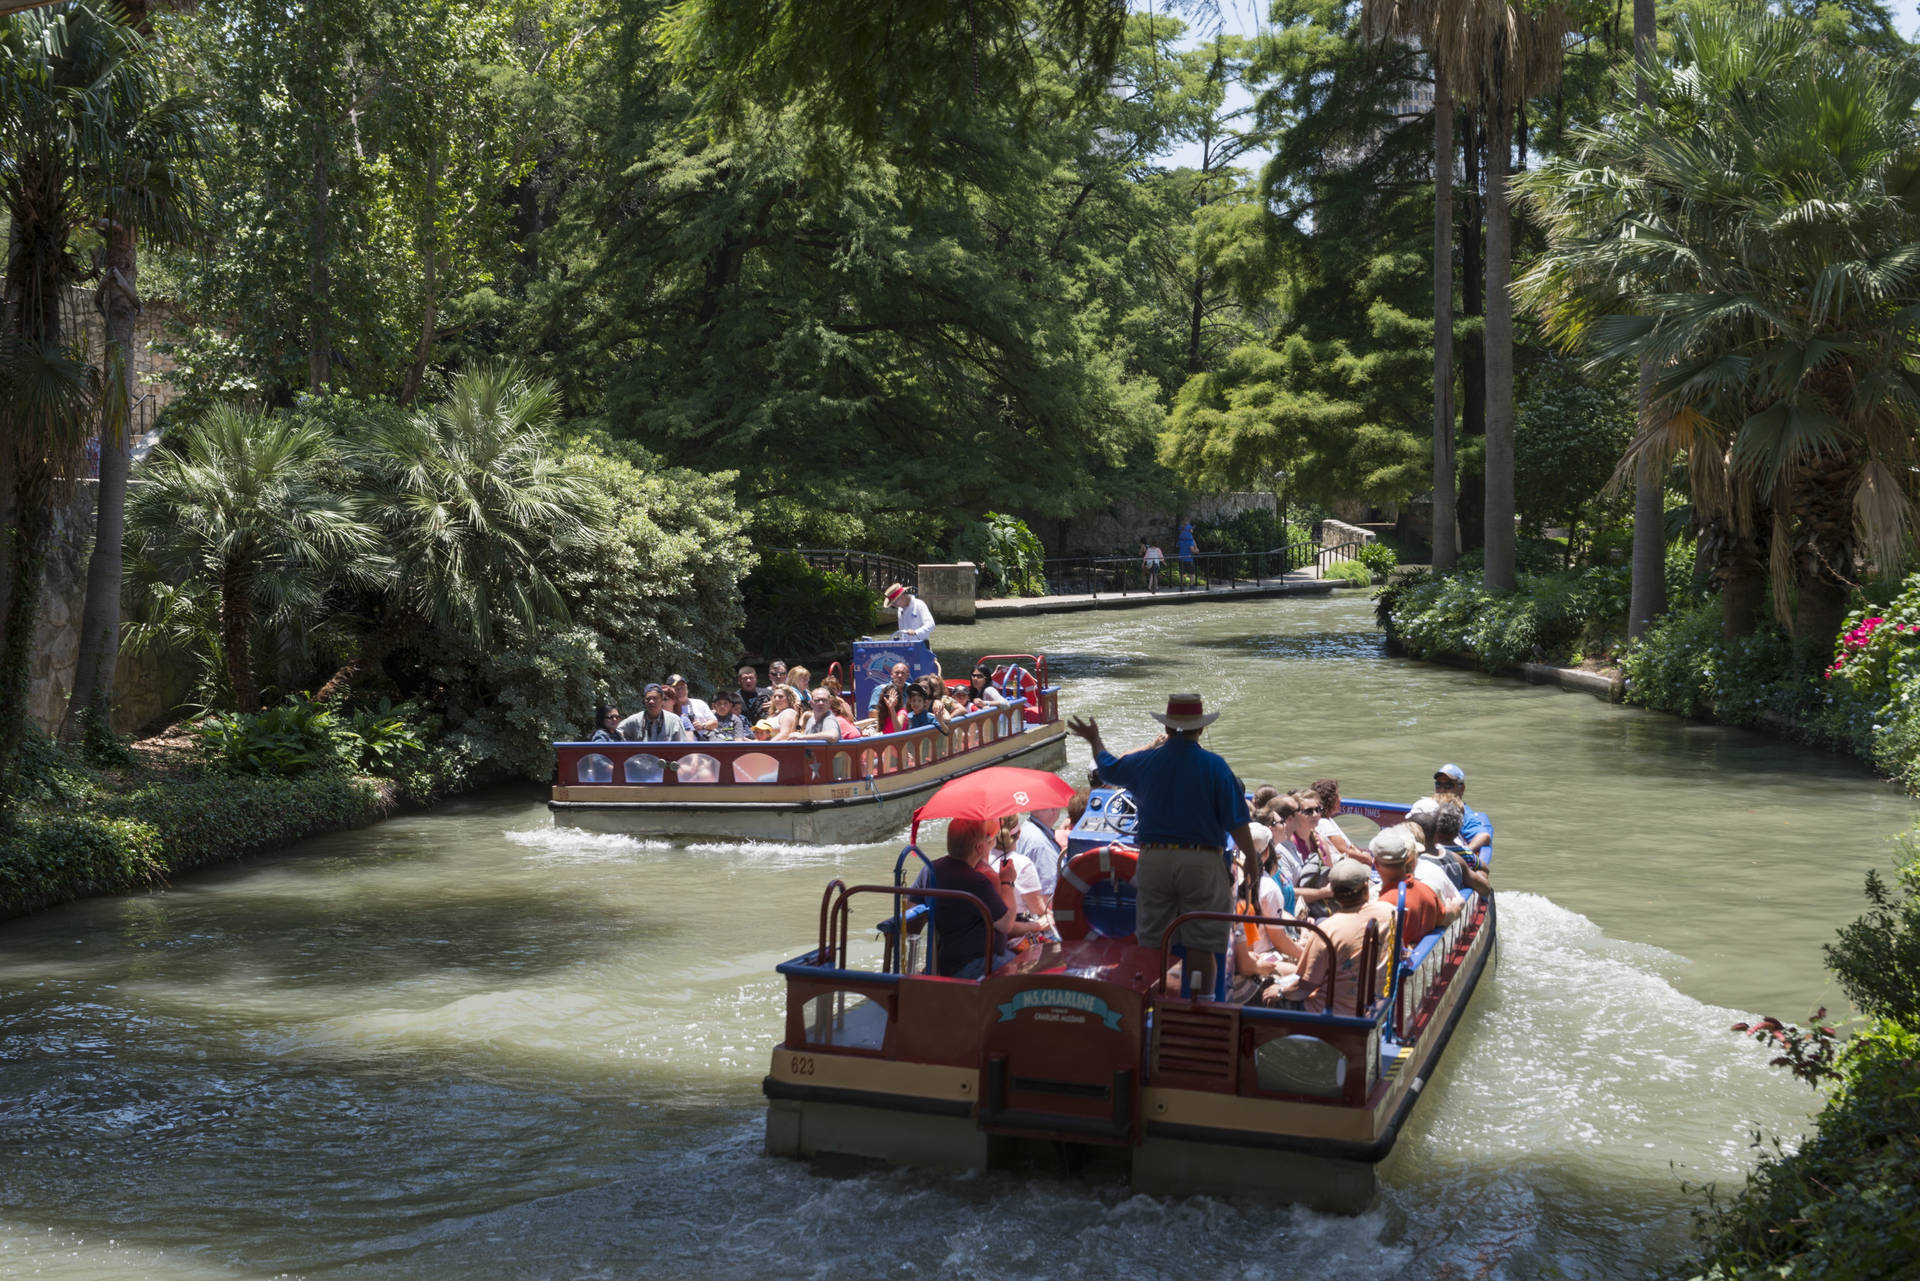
[[789, 1055, 815, 1076]]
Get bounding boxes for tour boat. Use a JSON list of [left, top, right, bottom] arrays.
[[762, 798, 1495, 1209], [548, 651, 1067, 843]]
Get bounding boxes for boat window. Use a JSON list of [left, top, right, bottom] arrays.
[[732, 752, 782, 783], [882, 745, 900, 773], [675, 753, 721, 784], [998, 712, 1012, 737], [949, 731, 964, 755], [860, 749, 879, 778], [804, 992, 889, 1051], [624, 754, 667, 783], [967, 723, 982, 750], [1254, 1034, 1349, 1099], [832, 752, 851, 781], [917, 738, 933, 766], [577, 753, 613, 783]]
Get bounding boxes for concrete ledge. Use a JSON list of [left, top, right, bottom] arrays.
[[1516, 661, 1625, 703], [967, 578, 1335, 620]]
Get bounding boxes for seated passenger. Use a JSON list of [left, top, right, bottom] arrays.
[[873, 685, 908, 735], [765, 685, 802, 740], [1434, 800, 1492, 897], [918, 817, 1048, 978], [1270, 793, 1334, 917], [1285, 860, 1393, 1013], [1227, 861, 1289, 1005], [767, 659, 789, 689], [751, 719, 776, 741], [937, 694, 965, 725], [868, 661, 912, 713], [1250, 784, 1282, 814], [668, 675, 716, 738], [903, 684, 938, 729], [829, 695, 861, 740], [787, 665, 812, 701], [989, 818, 1052, 922], [1401, 800, 1465, 923], [617, 684, 690, 742], [1371, 827, 1442, 943], [795, 688, 843, 741], [966, 666, 1012, 709], [1308, 778, 1369, 864], [707, 691, 750, 740], [1242, 821, 1303, 962], [590, 704, 621, 742], [1432, 763, 1493, 854]]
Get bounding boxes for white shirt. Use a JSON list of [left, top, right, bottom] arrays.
[[892, 594, 935, 641], [1413, 855, 1464, 915], [989, 850, 1044, 913], [1316, 816, 1350, 848], [1143, 545, 1165, 567]]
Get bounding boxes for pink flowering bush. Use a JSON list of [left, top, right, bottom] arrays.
[[1827, 590, 1920, 703]]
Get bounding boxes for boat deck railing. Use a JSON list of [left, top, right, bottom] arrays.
[[553, 689, 1059, 789]]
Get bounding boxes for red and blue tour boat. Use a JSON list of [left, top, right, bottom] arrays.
[[549, 642, 1067, 843], [763, 795, 1495, 1209]]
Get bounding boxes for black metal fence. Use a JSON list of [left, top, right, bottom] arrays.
[[1038, 541, 1324, 598], [782, 549, 919, 597]]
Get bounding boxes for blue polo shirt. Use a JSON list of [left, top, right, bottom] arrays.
[[1461, 802, 1493, 844], [1094, 737, 1249, 848]]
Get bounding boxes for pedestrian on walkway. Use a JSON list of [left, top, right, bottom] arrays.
[[1140, 538, 1164, 593], [1178, 520, 1199, 579]]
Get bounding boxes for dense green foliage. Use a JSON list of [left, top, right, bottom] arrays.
[[1323, 558, 1371, 586], [1381, 563, 1632, 670], [739, 552, 878, 662], [1355, 542, 1398, 577], [953, 513, 1047, 598], [1679, 845, 1920, 1280]]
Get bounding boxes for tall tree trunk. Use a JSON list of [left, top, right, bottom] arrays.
[[400, 125, 442, 405], [1431, 66, 1457, 572], [305, 0, 332, 393], [1625, 0, 1666, 640], [313, 601, 419, 703], [221, 555, 258, 712], [63, 226, 140, 743], [1457, 112, 1486, 553], [0, 486, 53, 819], [1715, 522, 1767, 639], [1483, 104, 1517, 591]]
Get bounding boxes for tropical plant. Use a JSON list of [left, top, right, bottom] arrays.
[[1518, 9, 1920, 650], [126, 405, 381, 712], [1357, 541, 1399, 576], [0, 3, 150, 813], [954, 511, 1047, 597], [195, 696, 348, 775], [313, 363, 604, 702], [61, 0, 206, 748]]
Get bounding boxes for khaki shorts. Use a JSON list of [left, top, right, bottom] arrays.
[[1134, 845, 1232, 951]]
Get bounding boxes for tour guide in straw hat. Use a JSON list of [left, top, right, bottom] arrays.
[[1067, 694, 1257, 997], [883, 582, 935, 643]]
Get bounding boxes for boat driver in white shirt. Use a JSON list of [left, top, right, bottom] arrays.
[[883, 582, 935, 644]]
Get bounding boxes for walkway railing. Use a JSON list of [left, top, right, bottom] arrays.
[[781, 548, 918, 596], [1038, 541, 1320, 598]]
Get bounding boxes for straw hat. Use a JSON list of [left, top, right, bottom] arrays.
[[1150, 693, 1219, 730], [884, 583, 909, 605]]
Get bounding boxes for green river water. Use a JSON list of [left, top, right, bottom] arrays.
[[2, 593, 1913, 1279]]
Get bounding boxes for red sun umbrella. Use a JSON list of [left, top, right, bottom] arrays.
[[911, 766, 1077, 842]]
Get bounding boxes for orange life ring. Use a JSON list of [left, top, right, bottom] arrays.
[[990, 663, 1042, 722], [1051, 843, 1139, 940]]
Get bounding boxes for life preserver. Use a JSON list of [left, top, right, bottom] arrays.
[[1051, 843, 1138, 940], [991, 664, 1042, 721]]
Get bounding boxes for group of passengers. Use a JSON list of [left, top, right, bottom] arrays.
[[589, 659, 1028, 747], [1219, 767, 1493, 1012], [916, 802, 1076, 980]]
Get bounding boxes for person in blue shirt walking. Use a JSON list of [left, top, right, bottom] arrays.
[[1067, 693, 1258, 998], [1177, 520, 1198, 573]]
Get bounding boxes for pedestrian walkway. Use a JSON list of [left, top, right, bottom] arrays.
[[969, 566, 1333, 620]]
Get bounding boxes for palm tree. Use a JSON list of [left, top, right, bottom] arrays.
[[1624, 0, 1665, 641], [1, 3, 163, 807], [1517, 10, 1920, 646], [312, 363, 604, 703], [61, 0, 205, 745], [127, 406, 379, 712], [1447, 0, 1568, 591], [1361, 0, 1467, 571]]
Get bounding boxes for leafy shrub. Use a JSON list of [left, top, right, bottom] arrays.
[[740, 551, 880, 660], [1514, 357, 1634, 538], [1356, 542, 1398, 577], [1323, 558, 1371, 586], [1381, 563, 1631, 670], [1680, 846, 1920, 1280], [953, 512, 1046, 597], [195, 697, 347, 775]]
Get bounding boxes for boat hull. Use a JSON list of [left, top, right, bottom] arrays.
[[551, 726, 1068, 843], [762, 892, 1497, 1210]]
